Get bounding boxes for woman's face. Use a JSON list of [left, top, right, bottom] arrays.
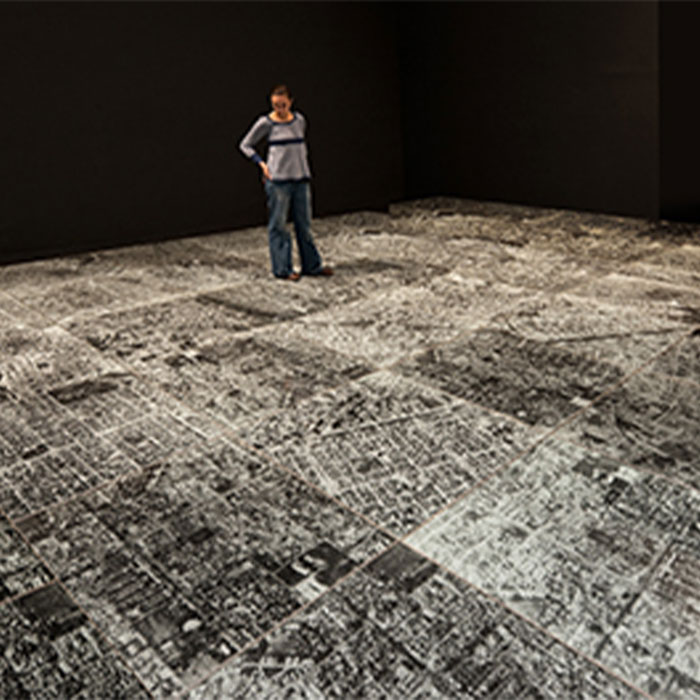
[[271, 94, 293, 117]]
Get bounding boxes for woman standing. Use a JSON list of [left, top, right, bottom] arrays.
[[239, 84, 333, 281]]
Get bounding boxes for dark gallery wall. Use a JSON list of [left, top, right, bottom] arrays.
[[0, 2, 403, 263], [3, 2, 698, 265], [397, 1, 660, 219], [659, 1, 700, 222]]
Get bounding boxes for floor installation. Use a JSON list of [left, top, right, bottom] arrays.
[[0, 196, 698, 699]]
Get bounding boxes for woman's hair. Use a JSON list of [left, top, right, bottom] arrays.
[[270, 84, 292, 100]]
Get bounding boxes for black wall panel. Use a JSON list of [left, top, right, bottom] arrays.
[[659, 1, 700, 222], [397, 1, 659, 219], [1, 2, 403, 262]]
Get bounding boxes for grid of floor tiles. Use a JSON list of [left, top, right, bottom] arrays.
[[0, 196, 699, 699]]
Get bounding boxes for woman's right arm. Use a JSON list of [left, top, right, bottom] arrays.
[[239, 118, 269, 166]]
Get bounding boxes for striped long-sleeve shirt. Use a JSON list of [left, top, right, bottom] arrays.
[[238, 111, 312, 183]]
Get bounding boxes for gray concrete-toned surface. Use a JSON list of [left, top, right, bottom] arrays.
[[0, 196, 698, 698]]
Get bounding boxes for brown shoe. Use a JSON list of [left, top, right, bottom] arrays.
[[286, 272, 301, 281], [318, 266, 334, 276]]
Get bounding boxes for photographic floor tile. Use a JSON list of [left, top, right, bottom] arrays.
[[0, 435, 128, 519], [521, 208, 650, 238], [452, 245, 599, 293], [16, 438, 390, 696], [489, 291, 688, 342], [0, 294, 48, 328], [94, 236, 264, 294], [11, 278, 124, 324], [0, 387, 217, 519], [387, 195, 564, 222], [258, 398, 541, 536], [517, 212, 660, 265], [310, 208, 400, 237], [405, 437, 700, 696], [0, 328, 222, 516], [390, 207, 533, 245], [265, 286, 465, 368], [621, 260, 700, 294], [63, 286, 372, 424], [103, 329, 372, 424], [421, 273, 533, 318], [644, 331, 700, 386], [0, 582, 148, 699], [396, 328, 630, 429], [0, 514, 53, 603], [0, 324, 123, 391], [342, 227, 451, 259], [634, 242, 700, 275], [595, 519, 700, 699], [277, 255, 452, 310], [64, 278, 331, 363], [0, 251, 116, 296], [557, 368, 700, 490], [238, 369, 462, 448], [0, 303, 25, 330], [320, 229, 458, 269], [188, 225, 272, 261], [274, 281, 529, 368], [325, 220, 574, 292], [485, 292, 688, 370], [184, 545, 642, 699], [327, 255, 451, 297], [568, 272, 700, 324]]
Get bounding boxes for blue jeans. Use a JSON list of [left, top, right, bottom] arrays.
[[264, 179, 323, 278]]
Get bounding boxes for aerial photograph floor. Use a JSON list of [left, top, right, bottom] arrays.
[[0, 196, 698, 699]]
